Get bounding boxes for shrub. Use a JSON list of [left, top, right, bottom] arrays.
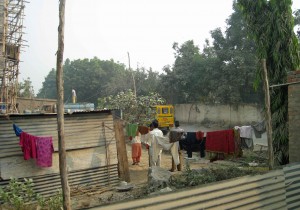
[[170, 164, 264, 189], [0, 178, 63, 210]]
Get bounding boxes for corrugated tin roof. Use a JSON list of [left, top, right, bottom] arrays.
[[0, 109, 114, 117]]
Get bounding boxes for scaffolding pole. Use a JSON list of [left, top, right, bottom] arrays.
[[0, 0, 26, 114]]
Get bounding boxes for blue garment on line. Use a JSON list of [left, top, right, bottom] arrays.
[[13, 124, 23, 136]]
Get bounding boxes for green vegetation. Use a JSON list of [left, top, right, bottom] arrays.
[[238, 0, 300, 165], [35, 1, 275, 105], [170, 164, 265, 189], [31, 1, 300, 165], [35, 2, 300, 107], [18, 77, 35, 98], [98, 89, 165, 124], [0, 178, 63, 210]]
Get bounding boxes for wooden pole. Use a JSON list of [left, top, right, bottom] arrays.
[[127, 52, 137, 98], [56, 0, 71, 209], [0, 0, 7, 110], [261, 59, 274, 170], [114, 120, 130, 182]]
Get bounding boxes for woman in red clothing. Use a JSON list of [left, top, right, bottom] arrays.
[[131, 130, 142, 165]]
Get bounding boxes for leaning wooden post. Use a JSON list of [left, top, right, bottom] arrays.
[[261, 59, 274, 170], [56, 0, 71, 209], [114, 120, 130, 182]]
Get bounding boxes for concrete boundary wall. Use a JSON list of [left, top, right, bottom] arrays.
[[16, 97, 57, 113], [175, 103, 264, 125]]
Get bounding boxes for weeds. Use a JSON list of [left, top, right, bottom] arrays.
[[0, 178, 37, 210], [170, 164, 265, 189], [0, 178, 63, 210]]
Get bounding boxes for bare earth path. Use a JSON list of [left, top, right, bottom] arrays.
[[73, 123, 267, 209]]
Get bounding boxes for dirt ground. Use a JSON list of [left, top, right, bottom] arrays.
[[72, 123, 268, 209], [72, 141, 212, 209], [126, 141, 212, 185]]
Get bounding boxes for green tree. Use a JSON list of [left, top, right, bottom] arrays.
[[160, 3, 263, 105], [159, 65, 182, 103], [294, 9, 300, 39], [209, 2, 263, 104], [98, 89, 165, 125], [37, 57, 128, 105], [160, 40, 205, 103], [238, 0, 300, 164], [18, 77, 35, 98], [37, 69, 57, 99], [134, 67, 161, 96]]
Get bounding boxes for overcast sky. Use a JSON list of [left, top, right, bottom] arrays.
[[19, 0, 300, 93]]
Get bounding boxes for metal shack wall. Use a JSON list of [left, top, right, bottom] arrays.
[[0, 111, 119, 196], [283, 163, 300, 209], [92, 170, 287, 210]]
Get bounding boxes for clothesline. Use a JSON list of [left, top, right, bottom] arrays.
[[13, 123, 116, 155], [18, 129, 54, 168], [3, 110, 149, 139], [5, 116, 115, 138]]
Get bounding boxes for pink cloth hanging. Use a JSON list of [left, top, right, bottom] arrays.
[[19, 132, 54, 167], [36, 136, 54, 167]]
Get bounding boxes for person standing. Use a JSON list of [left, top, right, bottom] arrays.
[[145, 120, 163, 167], [131, 130, 142, 165], [169, 121, 185, 172]]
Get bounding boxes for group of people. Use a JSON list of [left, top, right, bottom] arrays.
[[128, 120, 185, 172]]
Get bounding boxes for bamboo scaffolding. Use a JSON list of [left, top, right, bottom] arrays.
[[0, 0, 26, 114]]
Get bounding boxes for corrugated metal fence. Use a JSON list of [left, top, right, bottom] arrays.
[[0, 165, 119, 197], [91, 163, 300, 210], [0, 111, 116, 157], [283, 163, 300, 209], [0, 111, 119, 197]]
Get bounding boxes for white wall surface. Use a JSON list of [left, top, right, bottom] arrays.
[[175, 103, 264, 126]]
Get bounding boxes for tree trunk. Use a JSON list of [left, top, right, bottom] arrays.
[[261, 59, 274, 170], [56, 0, 71, 209], [114, 120, 130, 182]]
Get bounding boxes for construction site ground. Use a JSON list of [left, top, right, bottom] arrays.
[[71, 123, 268, 209]]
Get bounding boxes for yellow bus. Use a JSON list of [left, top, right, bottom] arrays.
[[154, 104, 175, 129]]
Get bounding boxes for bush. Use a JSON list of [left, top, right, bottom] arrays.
[[170, 164, 264, 189], [0, 178, 63, 210], [0, 178, 37, 210]]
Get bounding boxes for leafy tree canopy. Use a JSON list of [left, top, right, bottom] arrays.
[[18, 77, 35, 98], [238, 0, 300, 165], [37, 57, 162, 106], [36, 0, 300, 111], [160, 2, 263, 104], [98, 89, 165, 125]]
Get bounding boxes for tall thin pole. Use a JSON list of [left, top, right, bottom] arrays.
[[56, 0, 71, 209], [0, 0, 8, 110], [261, 59, 274, 170], [127, 52, 137, 97]]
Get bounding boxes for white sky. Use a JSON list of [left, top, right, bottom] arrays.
[[19, 0, 300, 93]]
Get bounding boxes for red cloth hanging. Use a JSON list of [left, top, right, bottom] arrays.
[[206, 129, 235, 154], [19, 132, 37, 160]]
